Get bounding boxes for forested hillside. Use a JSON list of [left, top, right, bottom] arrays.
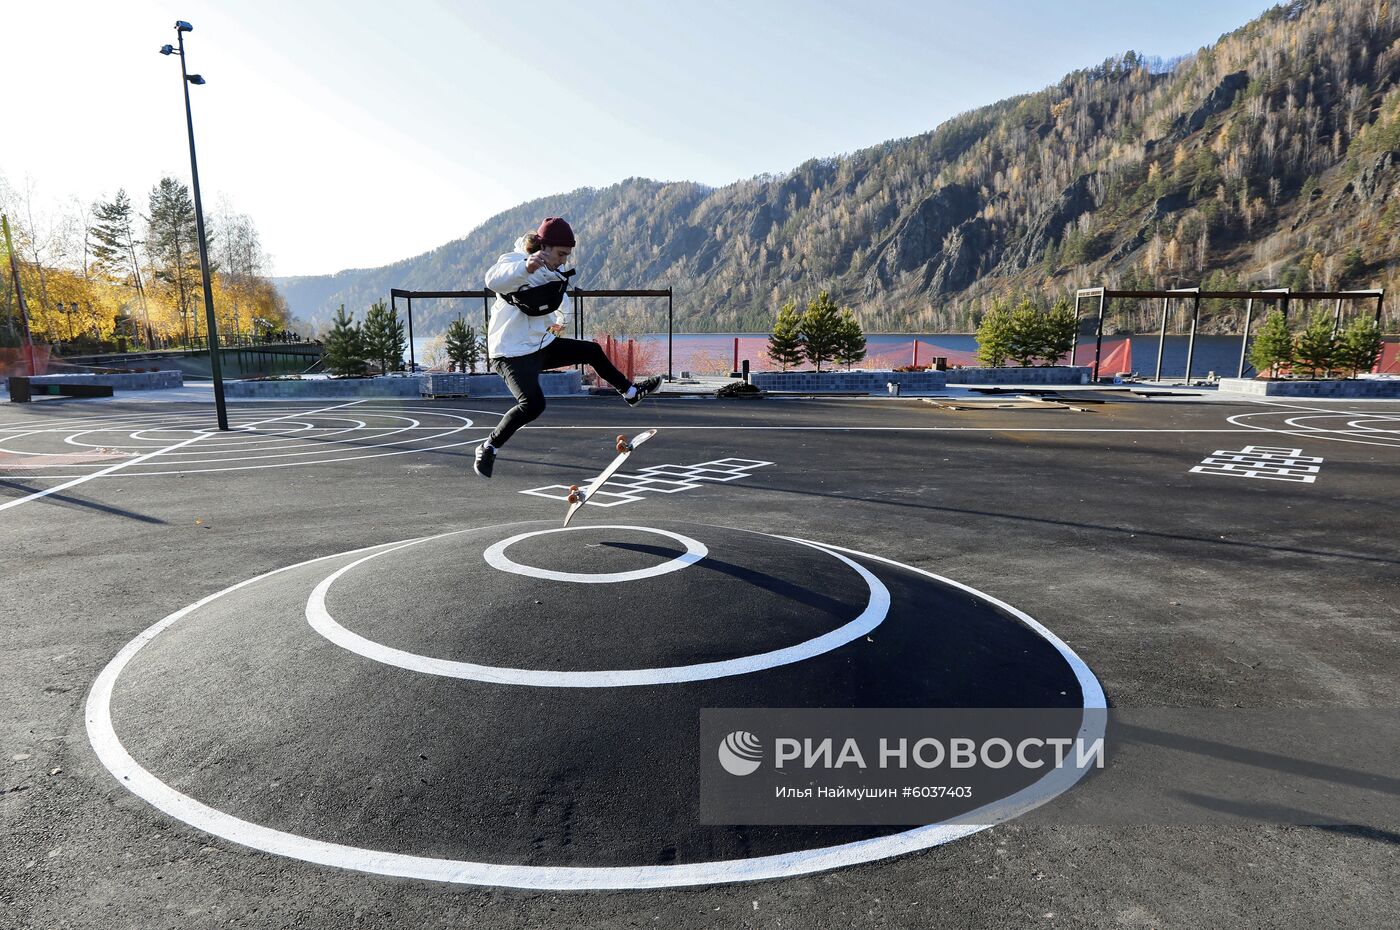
[[276, 0, 1400, 337]]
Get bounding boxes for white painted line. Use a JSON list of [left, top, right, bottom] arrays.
[[0, 431, 208, 514], [237, 398, 368, 430], [307, 528, 888, 687], [88, 524, 1103, 889], [1227, 406, 1400, 449], [482, 526, 708, 583], [0, 399, 372, 510], [524, 426, 1257, 433]]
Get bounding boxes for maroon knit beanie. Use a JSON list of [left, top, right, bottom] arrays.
[[536, 217, 575, 247]]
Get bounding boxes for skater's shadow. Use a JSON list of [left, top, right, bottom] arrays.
[[600, 540, 857, 617]]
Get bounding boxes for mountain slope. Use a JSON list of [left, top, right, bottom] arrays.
[[276, 0, 1400, 337]]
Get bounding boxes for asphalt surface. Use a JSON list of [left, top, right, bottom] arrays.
[[2, 391, 1398, 928]]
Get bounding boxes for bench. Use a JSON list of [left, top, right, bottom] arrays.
[[7, 377, 115, 402]]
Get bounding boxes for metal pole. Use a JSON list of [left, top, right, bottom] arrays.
[[1184, 294, 1201, 384], [1237, 298, 1253, 378], [574, 293, 582, 376], [177, 27, 228, 430], [1332, 297, 1343, 337], [483, 293, 491, 369], [1155, 296, 1169, 382], [1092, 291, 1106, 381], [667, 288, 673, 380], [1070, 295, 1082, 366], [405, 296, 415, 372]]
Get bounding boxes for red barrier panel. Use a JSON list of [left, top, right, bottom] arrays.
[[0, 346, 50, 377]]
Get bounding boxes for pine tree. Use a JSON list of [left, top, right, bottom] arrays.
[[1006, 300, 1046, 367], [1336, 317, 1383, 378], [800, 291, 844, 373], [835, 308, 867, 370], [362, 298, 405, 374], [1248, 310, 1292, 378], [975, 301, 1014, 368], [146, 177, 205, 345], [767, 301, 804, 371], [470, 328, 486, 373], [90, 189, 153, 345], [1041, 298, 1078, 365], [323, 305, 367, 377], [1292, 309, 1338, 379], [446, 318, 469, 372]]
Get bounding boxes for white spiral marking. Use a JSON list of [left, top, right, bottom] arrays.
[[86, 524, 1106, 889]]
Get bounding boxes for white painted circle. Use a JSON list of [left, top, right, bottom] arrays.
[[1227, 406, 1400, 448], [0, 404, 496, 477], [86, 525, 1106, 889], [482, 525, 707, 583], [308, 526, 886, 686]]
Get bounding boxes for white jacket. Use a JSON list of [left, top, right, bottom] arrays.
[[484, 238, 571, 359]]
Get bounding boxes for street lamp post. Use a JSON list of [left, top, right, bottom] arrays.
[[161, 21, 228, 430]]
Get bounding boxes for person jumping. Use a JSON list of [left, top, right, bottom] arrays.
[[473, 217, 661, 478]]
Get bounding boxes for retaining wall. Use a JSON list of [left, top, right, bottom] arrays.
[[947, 366, 1092, 385], [1217, 377, 1400, 398], [747, 366, 1094, 393], [26, 371, 184, 390], [749, 370, 948, 393], [224, 371, 583, 399]]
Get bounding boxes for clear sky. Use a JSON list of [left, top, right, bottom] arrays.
[[3, 0, 1275, 278]]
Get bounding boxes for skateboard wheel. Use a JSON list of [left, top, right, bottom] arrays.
[[568, 493, 580, 504], [569, 484, 579, 491]]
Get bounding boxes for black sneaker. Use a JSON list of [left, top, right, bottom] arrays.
[[626, 376, 663, 407], [473, 443, 496, 478]]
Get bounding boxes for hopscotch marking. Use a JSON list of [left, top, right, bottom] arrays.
[[1190, 445, 1323, 483], [521, 457, 773, 506]]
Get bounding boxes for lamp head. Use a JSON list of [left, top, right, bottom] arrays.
[[159, 44, 175, 55], [187, 74, 206, 85], [175, 21, 193, 32]]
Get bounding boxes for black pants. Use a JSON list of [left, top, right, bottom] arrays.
[[488, 337, 632, 448]]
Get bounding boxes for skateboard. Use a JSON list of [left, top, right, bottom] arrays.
[[563, 429, 658, 527]]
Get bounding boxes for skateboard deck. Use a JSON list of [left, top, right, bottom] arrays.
[[563, 429, 658, 527]]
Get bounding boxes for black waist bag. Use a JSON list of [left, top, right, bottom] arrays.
[[502, 268, 576, 317]]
